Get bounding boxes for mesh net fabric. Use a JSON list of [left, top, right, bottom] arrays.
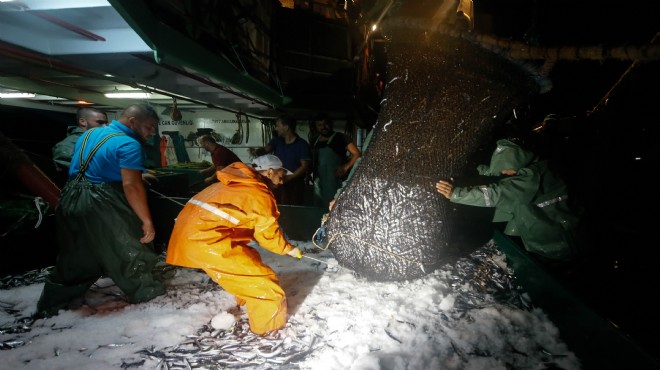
[[326, 29, 539, 281]]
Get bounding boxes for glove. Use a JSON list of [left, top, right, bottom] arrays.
[[286, 247, 302, 259]]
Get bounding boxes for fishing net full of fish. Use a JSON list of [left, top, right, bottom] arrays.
[[326, 23, 542, 281]]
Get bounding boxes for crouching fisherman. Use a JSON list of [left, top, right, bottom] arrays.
[[36, 104, 166, 317], [166, 154, 302, 335]]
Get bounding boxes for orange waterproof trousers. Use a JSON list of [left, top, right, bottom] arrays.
[[185, 241, 287, 334]]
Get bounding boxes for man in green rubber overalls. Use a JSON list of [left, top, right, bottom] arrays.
[[36, 104, 166, 317], [435, 139, 583, 262], [311, 114, 362, 208]]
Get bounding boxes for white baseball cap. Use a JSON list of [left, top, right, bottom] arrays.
[[251, 154, 293, 175]]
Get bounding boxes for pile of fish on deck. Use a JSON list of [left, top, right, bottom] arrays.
[[0, 241, 568, 369]]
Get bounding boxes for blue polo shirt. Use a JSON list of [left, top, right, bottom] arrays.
[[267, 135, 311, 172], [68, 121, 145, 183]]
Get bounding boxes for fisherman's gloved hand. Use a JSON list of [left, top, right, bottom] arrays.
[[286, 247, 302, 259]]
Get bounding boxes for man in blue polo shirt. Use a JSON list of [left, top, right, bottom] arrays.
[[250, 115, 311, 205], [36, 104, 166, 317]]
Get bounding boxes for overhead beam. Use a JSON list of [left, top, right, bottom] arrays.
[[0, 0, 109, 11], [108, 0, 291, 110]]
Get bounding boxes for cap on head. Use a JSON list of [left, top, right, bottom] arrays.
[[251, 154, 293, 175]]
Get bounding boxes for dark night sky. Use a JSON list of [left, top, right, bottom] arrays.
[[464, 0, 657, 125], [474, 0, 659, 45]]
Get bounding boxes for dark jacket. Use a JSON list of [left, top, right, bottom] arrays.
[[449, 139, 581, 260]]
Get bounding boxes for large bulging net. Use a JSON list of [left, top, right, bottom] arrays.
[[326, 28, 539, 281]]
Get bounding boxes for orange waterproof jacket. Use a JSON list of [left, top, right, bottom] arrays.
[[166, 161, 294, 269]]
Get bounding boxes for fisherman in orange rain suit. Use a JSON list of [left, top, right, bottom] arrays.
[[166, 154, 303, 335]]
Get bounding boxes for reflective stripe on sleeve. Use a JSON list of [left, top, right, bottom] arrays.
[[479, 185, 492, 207], [536, 195, 568, 208], [188, 199, 240, 225]]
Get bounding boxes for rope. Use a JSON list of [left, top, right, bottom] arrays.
[[314, 229, 440, 266], [32, 197, 44, 228], [311, 226, 330, 250], [148, 188, 186, 207], [243, 112, 249, 144], [0, 196, 47, 237]]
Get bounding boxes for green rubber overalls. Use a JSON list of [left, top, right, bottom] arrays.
[[313, 133, 343, 208], [37, 130, 165, 316]]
